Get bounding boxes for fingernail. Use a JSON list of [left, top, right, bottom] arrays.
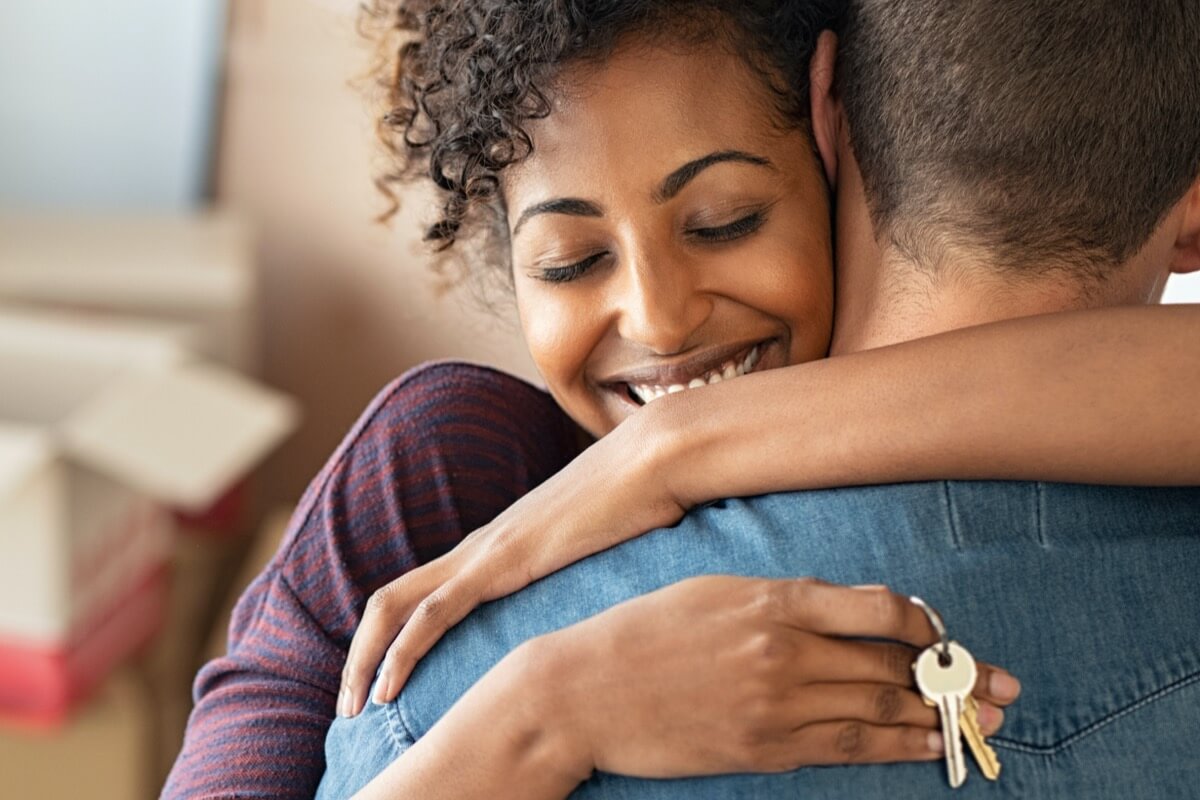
[[990, 670, 1021, 701], [372, 674, 392, 706], [927, 731, 944, 753], [853, 584, 888, 591], [977, 703, 1003, 731], [337, 687, 351, 718]]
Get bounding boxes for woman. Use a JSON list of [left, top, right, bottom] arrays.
[[315, 0, 1199, 797]]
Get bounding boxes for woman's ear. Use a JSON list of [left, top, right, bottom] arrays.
[[1171, 178, 1200, 275], [809, 30, 840, 186]]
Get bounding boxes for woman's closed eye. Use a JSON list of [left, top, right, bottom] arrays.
[[532, 209, 772, 284], [537, 251, 610, 284], [686, 209, 768, 243]]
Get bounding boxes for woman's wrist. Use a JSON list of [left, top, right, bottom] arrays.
[[487, 637, 596, 791], [355, 643, 590, 800], [615, 390, 709, 514]]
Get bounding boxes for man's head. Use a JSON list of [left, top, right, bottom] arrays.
[[815, 0, 1200, 319]]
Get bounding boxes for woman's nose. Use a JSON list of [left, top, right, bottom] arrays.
[[614, 251, 712, 354]]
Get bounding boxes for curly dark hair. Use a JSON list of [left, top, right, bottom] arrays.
[[361, 0, 843, 284]]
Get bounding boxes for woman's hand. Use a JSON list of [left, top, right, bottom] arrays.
[[525, 577, 1020, 778], [339, 407, 691, 717], [355, 577, 1020, 799]]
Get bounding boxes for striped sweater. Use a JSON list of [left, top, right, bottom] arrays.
[[162, 362, 581, 798]]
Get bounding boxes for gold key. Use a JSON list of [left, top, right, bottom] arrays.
[[960, 695, 1001, 781]]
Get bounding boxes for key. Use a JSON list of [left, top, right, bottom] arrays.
[[961, 695, 1002, 780], [914, 640, 977, 788]]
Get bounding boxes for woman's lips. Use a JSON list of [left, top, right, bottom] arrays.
[[611, 340, 774, 407]]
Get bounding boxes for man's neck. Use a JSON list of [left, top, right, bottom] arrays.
[[832, 249, 1115, 354], [828, 156, 1165, 355]]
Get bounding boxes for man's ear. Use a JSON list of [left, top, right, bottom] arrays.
[[1171, 178, 1200, 275], [809, 30, 840, 186]]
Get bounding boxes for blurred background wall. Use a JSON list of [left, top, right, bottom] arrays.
[[0, 0, 226, 209], [3, 0, 538, 508], [0, 2, 533, 794], [213, 0, 536, 504]]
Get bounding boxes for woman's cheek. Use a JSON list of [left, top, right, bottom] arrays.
[[516, 287, 604, 415]]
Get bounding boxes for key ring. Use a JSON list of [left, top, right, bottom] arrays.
[[910, 596, 952, 666]]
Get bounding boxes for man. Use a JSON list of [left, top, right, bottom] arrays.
[[319, 0, 1200, 797]]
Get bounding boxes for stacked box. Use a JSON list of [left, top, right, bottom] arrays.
[[0, 212, 263, 537], [0, 308, 297, 725]]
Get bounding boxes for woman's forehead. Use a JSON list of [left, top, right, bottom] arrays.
[[504, 42, 795, 200]]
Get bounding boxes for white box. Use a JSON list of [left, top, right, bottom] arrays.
[[0, 212, 258, 371], [0, 308, 297, 721]]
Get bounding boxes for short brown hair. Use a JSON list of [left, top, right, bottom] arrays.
[[838, 0, 1200, 277]]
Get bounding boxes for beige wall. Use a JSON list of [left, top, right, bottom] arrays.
[[216, 0, 538, 504]]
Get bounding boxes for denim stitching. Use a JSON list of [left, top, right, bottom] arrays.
[[1034, 482, 1048, 549], [941, 482, 963, 550], [989, 668, 1200, 755], [386, 696, 419, 756]]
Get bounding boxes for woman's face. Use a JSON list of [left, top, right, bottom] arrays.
[[504, 38, 834, 436]]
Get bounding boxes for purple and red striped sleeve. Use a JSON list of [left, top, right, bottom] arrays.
[[162, 362, 581, 799]]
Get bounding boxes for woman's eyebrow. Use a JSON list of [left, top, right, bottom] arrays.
[[655, 150, 775, 202], [510, 150, 772, 237], [512, 198, 603, 236]]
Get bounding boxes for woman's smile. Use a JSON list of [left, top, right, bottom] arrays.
[[604, 337, 777, 408], [505, 38, 834, 436]]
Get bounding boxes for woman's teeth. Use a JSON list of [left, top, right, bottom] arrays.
[[627, 345, 761, 405]]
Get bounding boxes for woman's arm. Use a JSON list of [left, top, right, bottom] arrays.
[[350, 580, 1017, 799], [652, 303, 1200, 509], [343, 303, 1200, 708], [163, 364, 580, 798], [350, 643, 587, 800]]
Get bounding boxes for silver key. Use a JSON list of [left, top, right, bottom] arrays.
[[914, 640, 977, 788]]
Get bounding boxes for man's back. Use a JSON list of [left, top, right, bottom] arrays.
[[322, 482, 1200, 798]]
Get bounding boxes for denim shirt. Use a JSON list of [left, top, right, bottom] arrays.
[[318, 482, 1200, 799]]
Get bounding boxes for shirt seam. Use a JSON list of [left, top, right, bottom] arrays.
[[991, 665, 1200, 755], [386, 694, 418, 753]]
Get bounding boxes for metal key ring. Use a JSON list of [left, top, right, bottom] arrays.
[[909, 596, 952, 666]]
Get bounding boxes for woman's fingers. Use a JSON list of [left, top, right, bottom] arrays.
[[371, 575, 483, 704], [974, 661, 1022, 707], [770, 721, 943, 771], [794, 637, 923, 687], [370, 528, 540, 703], [775, 579, 1022, 707], [775, 579, 938, 647], [342, 516, 552, 714], [789, 682, 939, 729], [341, 561, 451, 717]]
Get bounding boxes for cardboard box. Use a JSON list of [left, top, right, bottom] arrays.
[[0, 308, 298, 724], [0, 212, 257, 371], [0, 212, 269, 535], [0, 666, 158, 800]]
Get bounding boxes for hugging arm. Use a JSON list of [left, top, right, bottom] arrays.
[[344, 303, 1200, 708], [654, 304, 1200, 507], [343, 579, 1015, 799]]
